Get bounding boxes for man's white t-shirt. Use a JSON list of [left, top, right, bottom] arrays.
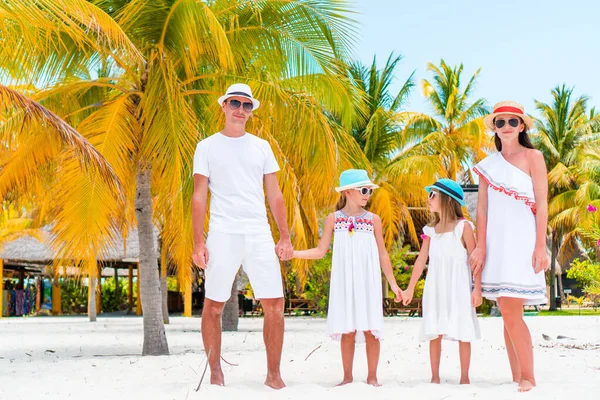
[[193, 132, 280, 234]]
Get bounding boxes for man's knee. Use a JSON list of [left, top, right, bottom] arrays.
[[260, 298, 284, 315], [203, 299, 226, 318]]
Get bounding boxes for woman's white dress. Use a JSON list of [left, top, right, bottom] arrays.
[[473, 152, 547, 305]]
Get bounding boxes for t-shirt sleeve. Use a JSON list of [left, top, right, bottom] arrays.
[[193, 141, 210, 177], [263, 141, 280, 174]]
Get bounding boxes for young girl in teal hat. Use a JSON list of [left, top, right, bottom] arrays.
[[293, 169, 402, 387], [402, 178, 481, 385]]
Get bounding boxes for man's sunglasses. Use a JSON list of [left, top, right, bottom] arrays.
[[355, 187, 374, 196], [494, 118, 521, 129], [227, 99, 254, 112]]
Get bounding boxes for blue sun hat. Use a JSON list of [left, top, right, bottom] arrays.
[[425, 178, 466, 206], [335, 169, 379, 192]]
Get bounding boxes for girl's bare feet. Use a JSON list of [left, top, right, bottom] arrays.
[[264, 374, 286, 390], [336, 377, 353, 386], [460, 377, 470, 384], [430, 376, 441, 384], [210, 369, 225, 386], [366, 376, 381, 387], [518, 379, 535, 392]]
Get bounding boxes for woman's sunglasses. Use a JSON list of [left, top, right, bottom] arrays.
[[428, 191, 437, 200], [494, 118, 520, 129], [227, 99, 254, 112], [355, 187, 374, 196]]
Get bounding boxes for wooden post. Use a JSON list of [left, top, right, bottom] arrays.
[[0, 259, 4, 318], [35, 276, 41, 312], [136, 262, 142, 315], [51, 278, 61, 315], [96, 264, 102, 316], [183, 279, 192, 317], [128, 265, 133, 311]]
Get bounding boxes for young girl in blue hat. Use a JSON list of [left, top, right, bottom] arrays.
[[293, 169, 402, 387], [402, 178, 481, 385]]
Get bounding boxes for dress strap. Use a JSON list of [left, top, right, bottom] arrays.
[[454, 219, 474, 238]]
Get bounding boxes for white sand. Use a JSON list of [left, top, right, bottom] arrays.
[[1, 315, 599, 400]]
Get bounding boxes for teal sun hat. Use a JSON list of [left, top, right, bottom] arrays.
[[425, 178, 466, 206], [335, 169, 379, 192]]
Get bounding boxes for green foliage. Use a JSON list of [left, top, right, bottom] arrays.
[[100, 277, 129, 313], [59, 279, 88, 314], [567, 258, 600, 290], [302, 252, 333, 312]]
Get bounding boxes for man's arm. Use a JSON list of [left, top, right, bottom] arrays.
[[264, 173, 293, 260], [192, 174, 209, 268]]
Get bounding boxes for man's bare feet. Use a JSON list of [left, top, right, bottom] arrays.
[[430, 376, 441, 384], [210, 369, 225, 386], [518, 379, 535, 392], [460, 377, 470, 385], [336, 377, 353, 386], [366, 377, 381, 387], [265, 374, 286, 390]]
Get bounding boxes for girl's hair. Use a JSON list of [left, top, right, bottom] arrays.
[[493, 116, 534, 151], [428, 191, 464, 228], [335, 192, 347, 210]]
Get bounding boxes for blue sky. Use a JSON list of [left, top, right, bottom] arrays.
[[351, 0, 599, 118]]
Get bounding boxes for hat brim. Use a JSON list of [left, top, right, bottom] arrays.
[[335, 181, 379, 193], [218, 94, 260, 110], [483, 112, 533, 135], [425, 186, 466, 206]]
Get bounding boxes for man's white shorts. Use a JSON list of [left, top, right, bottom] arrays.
[[204, 232, 284, 302]]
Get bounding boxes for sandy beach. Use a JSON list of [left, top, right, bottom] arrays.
[[1, 315, 598, 400]]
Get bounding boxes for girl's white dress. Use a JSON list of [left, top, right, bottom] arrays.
[[421, 220, 481, 342], [327, 210, 383, 343], [473, 153, 547, 305]]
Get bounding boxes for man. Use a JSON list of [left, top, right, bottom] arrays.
[[191, 83, 293, 389]]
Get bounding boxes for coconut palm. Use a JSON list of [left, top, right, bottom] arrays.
[[394, 60, 491, 185], [533, 85, 600, 309], [0, 0, 361, 351]]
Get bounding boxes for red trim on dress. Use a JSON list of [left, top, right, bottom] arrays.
[[473, 167, 537, 215]]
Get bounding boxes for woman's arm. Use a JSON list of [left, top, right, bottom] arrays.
[[529, 150, 550, 273], [293, 213, 335, 259], [469, 178, 489, 277]]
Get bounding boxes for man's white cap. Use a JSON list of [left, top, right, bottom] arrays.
[[217, 83, 260, 110]]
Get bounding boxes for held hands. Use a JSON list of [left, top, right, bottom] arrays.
[[390, 285, 403, 303], [469, 247, 485, 276], [532, 245, 550, 274], [276, 237, 294, 261], [192, 243, 209, 269], [402, 287, 414, 306]]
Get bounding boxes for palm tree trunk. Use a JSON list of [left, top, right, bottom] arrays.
[[88, 275, 97, 322], [549, 232, 559, 311], [222, 272, 241, 332], [135, 165, 169, 355], [161, 276, 169, 324]]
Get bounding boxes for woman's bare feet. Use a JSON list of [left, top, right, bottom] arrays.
[[336, 377, 353, 386], [210, 369, 225, 386], [265, 374, 286, 390], [518, 379, 535, 392], [366, 376, 381, 387], [460, 377, 470, 384], [430, 376, 441, 384]]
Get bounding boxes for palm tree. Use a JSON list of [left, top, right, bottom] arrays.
[[533, 85, 600, 309], [395, 60, 490, 185], [343, 54, 423, 248], [1, 1, 360, 350]]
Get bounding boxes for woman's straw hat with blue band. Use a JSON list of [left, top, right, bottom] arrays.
[[425, 178, 465, 206], [335, 169, 379, 192]]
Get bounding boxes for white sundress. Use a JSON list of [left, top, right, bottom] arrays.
[[327, 210, 384, 343], [473, 152, 547, 305], [420, 220, 481, 342]]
